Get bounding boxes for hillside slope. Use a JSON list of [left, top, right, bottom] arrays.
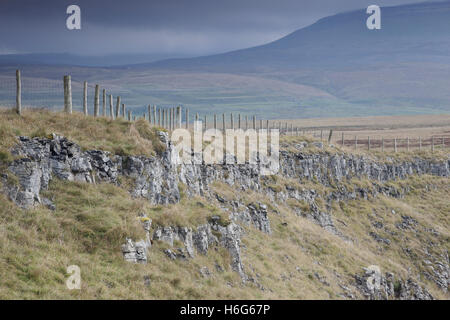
[[2, 2, 450, 117], [0, 109, 448, 299]]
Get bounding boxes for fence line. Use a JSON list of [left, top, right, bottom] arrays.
[[2, 70, 449, 153]]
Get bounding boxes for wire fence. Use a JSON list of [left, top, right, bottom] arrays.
[[1, 69, 449, 153]]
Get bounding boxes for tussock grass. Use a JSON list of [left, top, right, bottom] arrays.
[[0, 107, 448, 299], [0, 107, 165, 160]]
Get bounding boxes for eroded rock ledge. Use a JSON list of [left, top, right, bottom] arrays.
[[3, 133, 449, 210], [2, 133, 449, 296]]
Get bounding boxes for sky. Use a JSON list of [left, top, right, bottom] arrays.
[[0, 0, 432, 56]]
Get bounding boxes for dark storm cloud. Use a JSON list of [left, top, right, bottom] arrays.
[[0, 0, 430, 55]]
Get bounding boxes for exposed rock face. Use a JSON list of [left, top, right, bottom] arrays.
[[151, 218, 246, 280], [121, 238, 149, 264], [3, 133, 449, 293], [355, 268, 434, 300], [121, 214, 152, 264], [5, 135, 119, 208], [230, 202, 271, 234], [4, 134, 449, 211]]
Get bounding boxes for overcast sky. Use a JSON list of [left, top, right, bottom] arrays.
[[0, 0, 432, 56]]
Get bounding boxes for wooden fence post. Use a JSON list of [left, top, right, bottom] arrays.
[[102, 89, 106, 117], [115, 96, 120, 119], [63, 75, 72, 114], [158, 108, 161, 126], [238, 114, 241, 129], [432, 136, 434, 152], [83, 81, 88, 116], [394, 138, 397, 153], [368, 136, 370, 151], [128, 110, 131, 121], [147, 105, 152, 124], [382, 137, 384, 152], [204, 115, 207, 130], [153, 106, 156, 125], [245, 116, 248, 130], [328, 130, 333, 144], [186, 108, 189, 129], [341, 132, 344, 147], [15, 70, 22, 115], [253, 116, 256, 130], [94, 85, 100, 117], [109, 95, 113, 119], [231, 113, 234, 130], [355, 136, 357, 150], [407, 137, 409, 152], [123, 104, 126, 120], [214, 114, 217, 129], [177, 106, 181, 128], [266, 120, 269, 130], [222, 113, 226, 132]]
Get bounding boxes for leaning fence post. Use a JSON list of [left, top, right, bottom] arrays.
[[94, 85, 100, 117], [63, 75, 72, 114], [83, 81, 88, 116], [328, 130, 333, 144], [109, 95, 114, 119]]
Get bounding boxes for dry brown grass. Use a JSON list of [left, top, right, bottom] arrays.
[[0, 108, 448, 299], [0, 107, 165, 158]]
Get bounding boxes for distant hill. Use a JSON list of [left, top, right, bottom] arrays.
[[0, 53, 192, 67], [143, 1, 450, 72], [1, 1, 450, 118]]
